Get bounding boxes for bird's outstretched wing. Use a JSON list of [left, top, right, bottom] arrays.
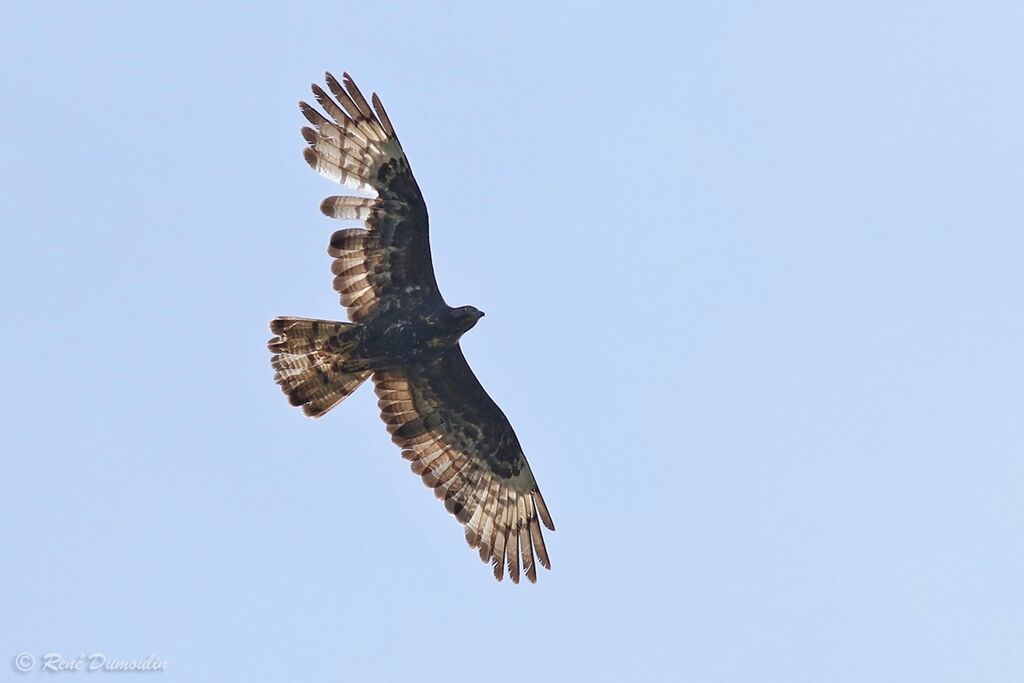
[[374, 347, 555, 583], [301, 72, 443, 322]]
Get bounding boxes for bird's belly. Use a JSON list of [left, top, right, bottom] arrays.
[[364, 317, 450, 366]]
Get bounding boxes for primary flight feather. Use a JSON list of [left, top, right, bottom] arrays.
[[268, 73, 554, 583]]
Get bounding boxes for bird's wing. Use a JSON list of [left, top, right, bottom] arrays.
[[374, 347, 555, 583], [301, 72, 442, 322]]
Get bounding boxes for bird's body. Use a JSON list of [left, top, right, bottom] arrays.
[[268, 73, 554, 583], [362, 303, 484, 366]]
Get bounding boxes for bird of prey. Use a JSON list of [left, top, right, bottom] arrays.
[[267, 73, 554, 583]]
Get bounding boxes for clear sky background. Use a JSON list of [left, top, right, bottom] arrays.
[[2, 2, 1023, 681]]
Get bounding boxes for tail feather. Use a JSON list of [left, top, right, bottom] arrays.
[[268, 316, 370, 417]]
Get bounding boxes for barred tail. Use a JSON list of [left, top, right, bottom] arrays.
[[267, 317, 370, 417]]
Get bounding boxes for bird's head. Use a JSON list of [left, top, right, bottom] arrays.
[[452, 305, 485, 335]]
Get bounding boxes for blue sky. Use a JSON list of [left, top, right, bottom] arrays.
[[3, 2, 1023, 681]]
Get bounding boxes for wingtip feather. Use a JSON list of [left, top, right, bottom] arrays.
[[534, 490, 555, 531]]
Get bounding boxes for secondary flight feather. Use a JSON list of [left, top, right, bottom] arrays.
[[267, 73, 554, 583]]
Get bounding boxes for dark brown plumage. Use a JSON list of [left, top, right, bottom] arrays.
[[268, 73, 554, 583]]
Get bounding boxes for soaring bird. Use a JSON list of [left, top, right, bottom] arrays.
[[268, 73, 554, 583]]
